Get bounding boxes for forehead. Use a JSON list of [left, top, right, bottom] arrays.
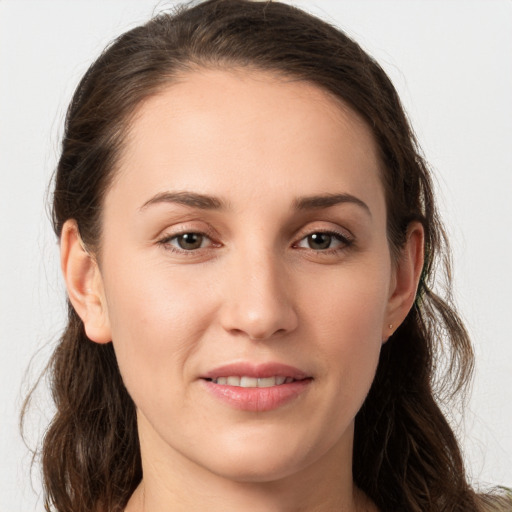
[[111, 68, 384, 216]]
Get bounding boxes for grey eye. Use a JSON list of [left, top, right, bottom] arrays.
[[296, 231, 350, 251], [307, 233, 333, 250], [299, 232, 345, 250], [174, 233, 205, 250]]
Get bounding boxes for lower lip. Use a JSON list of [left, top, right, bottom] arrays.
[[202, 379, 312, 412]]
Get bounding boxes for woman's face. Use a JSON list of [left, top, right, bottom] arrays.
[[89, 69, 410, 482]]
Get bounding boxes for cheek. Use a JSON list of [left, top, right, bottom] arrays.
[[299, 260, 389, 393], [101, 260, 216, 405], [302, 261, 390, 343]]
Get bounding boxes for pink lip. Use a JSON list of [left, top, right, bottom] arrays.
[[201, 362, 309, 380], [200, 362, 312, 412]]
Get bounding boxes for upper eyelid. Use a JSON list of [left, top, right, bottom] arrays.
[[293, 231, 353, 250], [294, 225, 354, 242], [156, 223, 218, 241], [154, 221, 355, 245]]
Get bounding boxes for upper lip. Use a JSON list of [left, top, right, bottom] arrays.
[[201, 362, 310, 380]]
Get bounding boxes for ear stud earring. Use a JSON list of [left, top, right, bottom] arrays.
[[389, 324, 393, 330]]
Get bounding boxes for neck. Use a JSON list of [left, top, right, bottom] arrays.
[[129, 480, 374, 512], [125, 416, 376, 512]]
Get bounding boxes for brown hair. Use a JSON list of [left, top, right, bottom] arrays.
[[24, 1, 510, 511]]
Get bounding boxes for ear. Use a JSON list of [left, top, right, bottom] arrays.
[[383, 222, 424, 342], [60, 219, 112, 344]]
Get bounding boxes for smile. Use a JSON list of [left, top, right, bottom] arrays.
[[206, 376, 297, 387], [201, 363, 312, 412]]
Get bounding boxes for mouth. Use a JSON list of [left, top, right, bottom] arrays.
[[200, 362, 312, 412], [204, 376, 304, 387], [201, 361, 310, 385]]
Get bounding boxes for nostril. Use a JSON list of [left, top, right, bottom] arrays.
[[248, 327, 287, 341]]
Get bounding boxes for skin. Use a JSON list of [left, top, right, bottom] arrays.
[[61, 68, 424, 512]]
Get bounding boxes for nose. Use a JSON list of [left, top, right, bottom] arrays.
[[219, 249, 298, 340]]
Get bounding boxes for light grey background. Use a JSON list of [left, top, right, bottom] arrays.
[[1, 1, 511, 511]]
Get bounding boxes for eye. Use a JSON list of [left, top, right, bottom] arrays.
[[160, 232, 212, 251], [296, 231, 351, 251]]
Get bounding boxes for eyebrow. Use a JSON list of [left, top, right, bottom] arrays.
[[293, 193, 371, 216], [139, 190, 371, 216], [139, 191, 226, 211]]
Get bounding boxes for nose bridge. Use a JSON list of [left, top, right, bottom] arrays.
[[220, 241, 298, 340]]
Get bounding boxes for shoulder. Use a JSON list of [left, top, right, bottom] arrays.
[[478, 487, 512, 511]]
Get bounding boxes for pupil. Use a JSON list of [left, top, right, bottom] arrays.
[[309, 233, 331, 250], [178, 233, 203, 250]]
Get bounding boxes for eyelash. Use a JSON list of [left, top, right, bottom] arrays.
[[293, 229, 354, 254], [157, 230, 219, 255], [157, 228, 354, 256]]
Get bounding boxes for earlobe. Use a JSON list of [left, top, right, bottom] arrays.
[[60, 219, 112, 344], [383, 222, 425, 342]]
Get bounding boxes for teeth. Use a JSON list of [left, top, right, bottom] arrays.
[[240, 376, 258, 387], [211, 375, 292, 387], [257, 377, 276, 388]]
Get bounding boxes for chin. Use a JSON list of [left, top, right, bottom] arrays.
[[209, 453, 309, 484], [195, 429, 326, 484]]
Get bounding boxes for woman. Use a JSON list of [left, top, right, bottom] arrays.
[[27, 0, 510, 511]]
